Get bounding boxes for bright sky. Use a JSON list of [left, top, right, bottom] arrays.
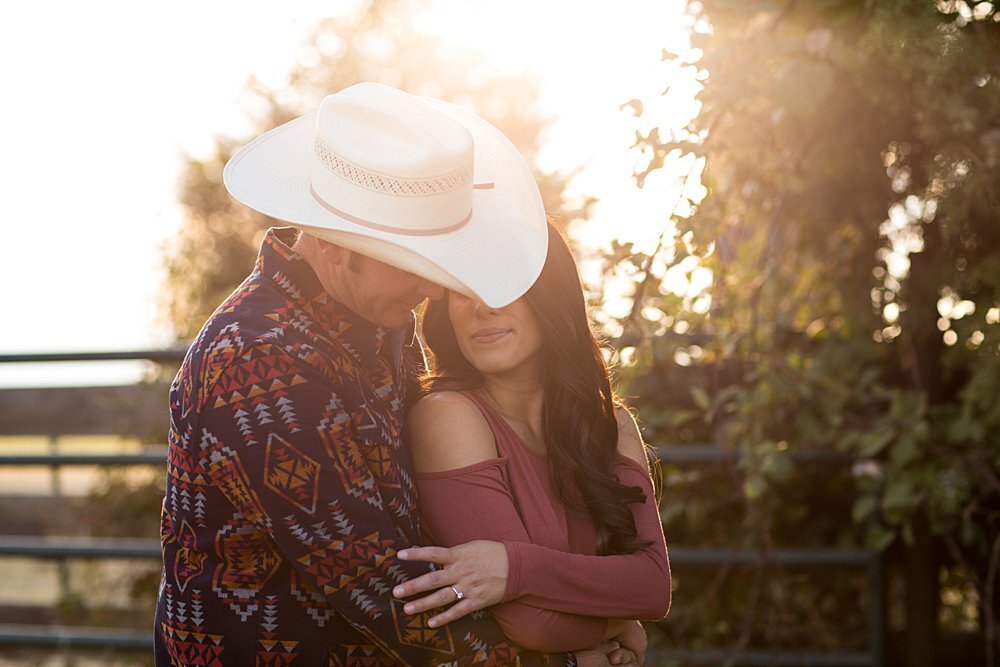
[[0, 0, 698, 387]]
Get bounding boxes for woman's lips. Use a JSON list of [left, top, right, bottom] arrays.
[[471, 328, 510, 344]]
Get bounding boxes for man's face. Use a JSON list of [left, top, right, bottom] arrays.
[[342, 252, 444, 328]]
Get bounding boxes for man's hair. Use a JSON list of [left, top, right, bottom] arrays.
[[301, 231, 362, 272]]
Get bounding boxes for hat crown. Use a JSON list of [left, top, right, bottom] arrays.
[[317, 83, 473, 180]]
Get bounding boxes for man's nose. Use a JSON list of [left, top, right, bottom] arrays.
[[416, 279, 445, 302]]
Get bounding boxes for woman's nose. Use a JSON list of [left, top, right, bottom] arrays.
[[472, 298, 497, 317]]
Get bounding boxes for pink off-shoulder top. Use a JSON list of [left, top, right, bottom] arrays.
[[414, 391, 671, 653]]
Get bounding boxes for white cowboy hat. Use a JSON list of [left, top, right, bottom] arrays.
[[223, 82, 548, 308]]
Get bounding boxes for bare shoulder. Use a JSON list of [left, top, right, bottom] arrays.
[[614, 404, 649, 469], [408, 391, 499, 473]]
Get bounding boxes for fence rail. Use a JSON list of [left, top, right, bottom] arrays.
[[0, 624, 152, 650], [0, 451, 167, 466], [0, 349, 188, 364], [0, 349, 885, 665]]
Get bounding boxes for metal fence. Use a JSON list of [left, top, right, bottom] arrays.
[[0, 350, 886, 665]]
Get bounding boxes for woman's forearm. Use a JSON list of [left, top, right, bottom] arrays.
[[490, 600, 609, 653], [503, 458, 671, 619]]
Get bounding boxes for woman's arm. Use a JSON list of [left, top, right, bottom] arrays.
[[401, 404, 670, 622], [407, 391, 609, 652], [504, 407, 671, 619]]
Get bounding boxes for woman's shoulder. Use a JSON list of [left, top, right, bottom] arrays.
[[408, 391, 499, 473], [614, 404, 648, 469], [410, 390, 488, 428]]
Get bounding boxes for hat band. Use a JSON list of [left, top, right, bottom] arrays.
[[309, 185, 471, 236]]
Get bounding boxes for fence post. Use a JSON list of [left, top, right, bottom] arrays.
[[869, 550, 886, 667], [49, 434, 61, 498]]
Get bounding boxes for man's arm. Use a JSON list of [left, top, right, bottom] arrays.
[[195, 343, 572, 665]]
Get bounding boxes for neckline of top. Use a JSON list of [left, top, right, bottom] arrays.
[[461, 390, 547, 460]]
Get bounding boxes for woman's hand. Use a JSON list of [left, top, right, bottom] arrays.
[[392, 540, 508, 627]]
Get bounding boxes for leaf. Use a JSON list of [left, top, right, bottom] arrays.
[[762, 449, 794, 482], [902, 521, 915, 547], [852, 495, 878, 524], [744, 475, 767, 501], [882, 478, 919, 513], [691, 387, 711, 410], [867, 526, 896, 552], [889, 434, 919, 466], [858, 428, 895, 457], [669, 410, 699, 427]]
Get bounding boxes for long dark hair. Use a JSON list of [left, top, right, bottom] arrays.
[[419, 224, 650, 556]]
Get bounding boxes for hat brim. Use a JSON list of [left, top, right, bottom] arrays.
[[223, 99, 547, 308]]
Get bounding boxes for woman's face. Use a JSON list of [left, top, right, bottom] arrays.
[[447, 290, 545, 378]]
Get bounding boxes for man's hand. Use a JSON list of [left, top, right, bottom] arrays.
[[575, 640, 640, 667], [608, 621, 647, 666], [392, 540, 508, 627]]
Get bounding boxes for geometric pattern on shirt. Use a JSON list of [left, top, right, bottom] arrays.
[[211, 343, 307, 405], [265, 432, 320, 514], [328, 644, 399, 667], [320, 399, 383, 511], [290, 568, 337, 628], [196, 321, 246, 412], [211, 344, 310, 446], [389, 598, 456, 656], [159, 619, 225, 667], [166, 439, 212, 528], [199, 430, 271, 529], [296, 535, 396, 611], [354, 400, 397, 480], [159, 585, 225, 667], [212, 514, 282, 622], [257, 594, 300, 665], [173, 518, 206, 593]]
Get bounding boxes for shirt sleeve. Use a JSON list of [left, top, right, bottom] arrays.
[[194, 343, 572, 666], [504, 455, 671, 620], [417, 458, 610, 652]]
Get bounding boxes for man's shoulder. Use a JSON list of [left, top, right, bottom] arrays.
[[174, 274, 312, 401]]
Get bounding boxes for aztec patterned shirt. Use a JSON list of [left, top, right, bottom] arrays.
[[155, 228, 572, 666]]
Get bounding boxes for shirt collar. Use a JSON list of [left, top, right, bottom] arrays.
[[256, 227, 416, 359]]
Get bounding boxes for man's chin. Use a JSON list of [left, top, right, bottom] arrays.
[[375, 304, 417, 329]]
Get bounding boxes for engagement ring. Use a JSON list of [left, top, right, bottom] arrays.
[[450, 585, 464, 601]]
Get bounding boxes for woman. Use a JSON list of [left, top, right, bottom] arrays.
[[403, 224, 670, 663]]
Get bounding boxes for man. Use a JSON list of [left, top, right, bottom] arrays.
[[155, 82, 635, 665]]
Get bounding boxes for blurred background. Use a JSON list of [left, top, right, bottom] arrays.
[[0, 0, 998, 665]]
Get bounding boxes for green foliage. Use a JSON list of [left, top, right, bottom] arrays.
[[619, 0, 1000, 654], [160, 0, 586, 340]]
